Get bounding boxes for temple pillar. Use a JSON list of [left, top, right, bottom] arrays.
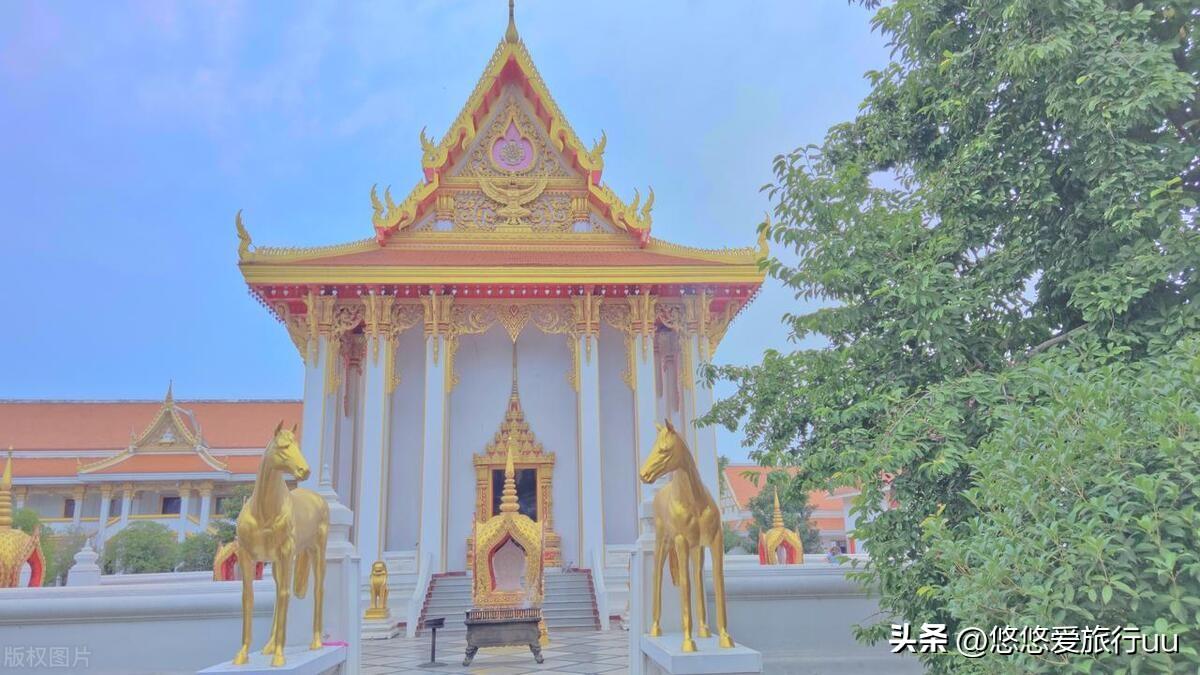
[[419, 292, 452, 573], [177, 483, 191, 542], [119, 483, 133, 526], [198, 482, 213, 532], [682, 293, 720, 499], [357, 295, 395, 577], [71, 486, 85, 528], [573, 293, 605, 571], [96, 484, 113, 547], [300, 329, 332, 491], [13, 486, 25, 510], [629, 295, 660, 509], [298, 291, 361, 490]]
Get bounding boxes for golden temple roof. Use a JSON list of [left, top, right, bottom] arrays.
[[236, 4, 767, 291]]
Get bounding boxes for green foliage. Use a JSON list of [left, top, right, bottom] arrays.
[[45, 527, 86, 587], [743, 471, 822, 553], [212, 484, 253, 544], [722, 523, 749, 554], [702, 1, 1198, 672], [927, 338, 1200, 672], [176, 531, 220, 572], [101, 522, 179, 574], [12, 507, 40, 535]]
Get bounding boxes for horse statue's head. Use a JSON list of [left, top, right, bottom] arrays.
[[639, 419, 690, 484], [265, 421, 309, 481]]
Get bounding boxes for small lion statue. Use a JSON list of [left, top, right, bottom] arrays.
[[365, 560, 389, 619]]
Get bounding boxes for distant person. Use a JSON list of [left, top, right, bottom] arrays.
[[826, 545, 840, 563]]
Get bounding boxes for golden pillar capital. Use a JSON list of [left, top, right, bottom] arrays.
[[121, 482, 134, 496], [362, 294, 396, 364], [198, 481, 214, 498], [628, 293, 658, 358], [72, 485, 86, 500], [100, 484, 114, 498], [571, 293, 602, 363], [421, 292, 454, 365]]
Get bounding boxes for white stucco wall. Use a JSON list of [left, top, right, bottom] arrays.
[[598, 324, 638, 546], [385, 328, 426, 551], [442, 327, 580, 570]]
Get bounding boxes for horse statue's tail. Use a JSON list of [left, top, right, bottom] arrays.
[[294, 548, 311, 599]]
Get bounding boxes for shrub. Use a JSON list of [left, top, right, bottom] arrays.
[[101, 521, 178, 574]]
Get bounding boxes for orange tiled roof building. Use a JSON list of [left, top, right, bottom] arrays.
[[721, 465, 861, 554], [0, 385, 300, 548]]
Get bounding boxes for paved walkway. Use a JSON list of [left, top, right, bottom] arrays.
[[361, 629, 629, 674]]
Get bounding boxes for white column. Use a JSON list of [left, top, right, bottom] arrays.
[[686, 331, 720, 500], [418, 292, 451, 574], [357, 299, 393, 578], [198, 483, 213, 532], [300, 333, 331, 491], [13, 487, 25, 510], [631, 296, 660, 470], [71, 486, 84, 528], [576, 330, 605, 573], [96, 485, 112, 547], [177, 483, 191, 542], [119, 483, 132, 526]]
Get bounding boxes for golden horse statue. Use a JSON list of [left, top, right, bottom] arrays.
[[639, 420, 734, 652], [232, 423, 329, 667]]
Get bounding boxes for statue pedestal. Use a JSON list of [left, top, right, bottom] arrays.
[[361, 611, 400, 640], [641, 635, 761, 674], [197, 645, 346, 675]]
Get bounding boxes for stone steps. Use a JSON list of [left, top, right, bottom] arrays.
[[417, 570, 601, 635]]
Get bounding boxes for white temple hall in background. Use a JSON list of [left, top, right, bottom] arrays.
[[234, 2, 765, 622]]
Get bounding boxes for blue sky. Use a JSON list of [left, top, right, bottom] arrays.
[[0, 1, 888, 461]]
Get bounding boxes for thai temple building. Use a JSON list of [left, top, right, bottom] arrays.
[[232, 2, 766, 603], [0, 392, 301, 546]]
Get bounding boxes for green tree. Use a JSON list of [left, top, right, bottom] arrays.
[[44, 526, 87, 587], [702, 1, 1198, 672], [213, 484, 253, 544], [176, 531, 220, 572], [742, 472, 820, 554], [101, 522, 179, 574]]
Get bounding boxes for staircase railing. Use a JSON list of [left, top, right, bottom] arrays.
[[405, 552, 434, 638], [591, 549, 610, 630]]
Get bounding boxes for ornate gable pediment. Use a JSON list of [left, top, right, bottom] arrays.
[[129, 385, 200, 452], [78, 385, 229, 475], [367, 9, 653, 244]]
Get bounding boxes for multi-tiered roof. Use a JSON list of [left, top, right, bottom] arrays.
[[237, 5, 765, 323]]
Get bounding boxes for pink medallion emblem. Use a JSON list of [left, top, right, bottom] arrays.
[[491, 121, 534, 172]]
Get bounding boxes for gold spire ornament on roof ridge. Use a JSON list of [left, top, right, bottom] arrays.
[[505, 0, 519, 43]]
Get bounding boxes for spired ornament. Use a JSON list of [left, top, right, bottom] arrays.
[[0, 451, 45, 588], [231, 423, 330, 668]]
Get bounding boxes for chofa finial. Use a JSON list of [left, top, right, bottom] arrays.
[[236, 209, 252, 260], [505, 0, 519, 43]]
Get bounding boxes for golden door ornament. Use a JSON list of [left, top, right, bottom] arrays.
[[639, 420, 734, 652], [232, 423, 330, 668]]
